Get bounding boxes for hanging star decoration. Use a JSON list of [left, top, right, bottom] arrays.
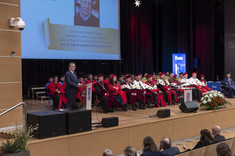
[[135, 0, 141, 7]]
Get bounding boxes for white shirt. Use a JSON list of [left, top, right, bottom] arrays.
[[189, 77, 202, 86], [180, 78, 191, 86]]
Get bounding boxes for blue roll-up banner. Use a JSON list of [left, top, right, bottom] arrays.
[[172, 53, 186, 75]]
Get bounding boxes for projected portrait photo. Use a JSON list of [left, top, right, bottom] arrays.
[[74, 0, 100, 27]]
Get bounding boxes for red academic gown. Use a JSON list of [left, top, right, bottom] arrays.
[[159, 79, 179, 103], [94, 81, 118, 109], [145, 81, 167, 107], [121, 82, 144, 104], [108, 83, 127, 105], [48, 82, 67, 109], [199, 80, 212, 91]]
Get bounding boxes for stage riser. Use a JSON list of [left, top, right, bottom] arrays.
[[28, 107, 235, 156]]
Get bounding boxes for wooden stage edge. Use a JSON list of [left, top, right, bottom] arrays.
[[27, 99, 235, 156]]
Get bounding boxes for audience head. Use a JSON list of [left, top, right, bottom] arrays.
[[93, 75, 98, 81], [88, 73, 93, 80], [53, 75, 59, 83], [169, 73, 173, 77], [144, 73, 148, 78], [166, 72, 169, 76], [110, 75, 117, 85], [124, 146, 137, 156], [131, 74, 135, 80], [69, 62, 76, 72], [119, 76, 124, 82], [226, 72, 231, 78], [192, 72, 197, 78], [125, 75, 132, 83], [78, 76, 84, 83], [60, 75, 65, 82], [135, 73, 142, 81], [160, 137, 171, 150], [183, 72, 188, 79], [147, 74, 153, 82], [102, 149, 113, 156], [216, 143, 232, 156], [159, 72, 165, 79], [98, 74, 104, 82], [201, 74, 205, 80], [200, 129, 214, 145], [48, 77, 53, 83], [212, 126, 221, 137], [142, 136, 158, 153], [179, 72, 183, 78]]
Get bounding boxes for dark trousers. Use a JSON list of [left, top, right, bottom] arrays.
[[51, 94, 60, 110], [66, 89, 78, 110]]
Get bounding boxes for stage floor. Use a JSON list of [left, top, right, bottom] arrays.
[[25, 98, 235, 127]]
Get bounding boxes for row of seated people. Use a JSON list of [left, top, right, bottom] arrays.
[[103, 125, 228, 156], [45, 72, 212, 113]]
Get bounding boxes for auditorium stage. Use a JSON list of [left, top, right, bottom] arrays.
[[25, 99, 235, 156]]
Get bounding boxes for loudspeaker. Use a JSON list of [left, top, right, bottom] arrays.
[[101, 117, 119, 128], [179, 101, 199, 113], [27, 111, 67, 139], [66, 109, 91, 134], [157, 109, 170, 118]]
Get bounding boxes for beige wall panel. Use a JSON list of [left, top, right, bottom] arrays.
[[0, 4, 20, 30], [0, 108, 22, 128], [0, 31, 21, 56], [0, 0, 20, 5], [68, 128, 129, 156], [0, 58, 21, 82], [0, 83, 22, 109], [28, 138, 69, 156]]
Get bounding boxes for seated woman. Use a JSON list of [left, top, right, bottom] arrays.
[[48, 75, 67, 110], [141, 136, 162, 156], [183, 129, 214, 151], [108, 75, 127, 111], [200, 74, 212, 91]]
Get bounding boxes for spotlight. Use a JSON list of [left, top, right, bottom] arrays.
[[135, 0, 141, 7]]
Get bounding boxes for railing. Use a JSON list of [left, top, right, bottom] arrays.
[[0, 102, 27, 128]]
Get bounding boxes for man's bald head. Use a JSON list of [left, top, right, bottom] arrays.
[[212, 126, 221, 136], [160, 137, 171, 150]]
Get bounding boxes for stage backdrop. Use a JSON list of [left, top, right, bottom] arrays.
[[22, 0, 223, 97]]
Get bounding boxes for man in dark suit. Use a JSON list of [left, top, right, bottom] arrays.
[[221, 72, 235, 98], [212, 126, 225, 143], [65, 62, 81, 110], [160, 137, 180, 156], [74, 0, 99, 27]]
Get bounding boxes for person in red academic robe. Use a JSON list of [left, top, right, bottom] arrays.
[[121, 74, 145, 111], [189, 72, 208, 95], [145, 74, 167, 107], [108, 75, 127, 111], [94, 74, 118, 113], [157, 73, 179, 104], [48, 76, 67, 110], [200, 74, 212, 91]]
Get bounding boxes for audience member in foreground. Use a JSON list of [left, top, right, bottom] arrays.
[[103, 149, 113, 156], [212, 126, 226, 143], [124, 146, 139, 156], [141, 136, 161, 156], [216, 143, 232, 156], [183, 129, 214, 150], [160, 137, 180, 156]]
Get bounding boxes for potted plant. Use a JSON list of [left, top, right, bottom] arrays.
[[1, 125, 37, 156], [200, 90, 231, 110]]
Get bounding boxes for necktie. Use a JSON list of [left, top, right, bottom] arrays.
[[72, 72, 77, 80]]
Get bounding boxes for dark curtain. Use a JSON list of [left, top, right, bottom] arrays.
[[120, 0, 159, 73]]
